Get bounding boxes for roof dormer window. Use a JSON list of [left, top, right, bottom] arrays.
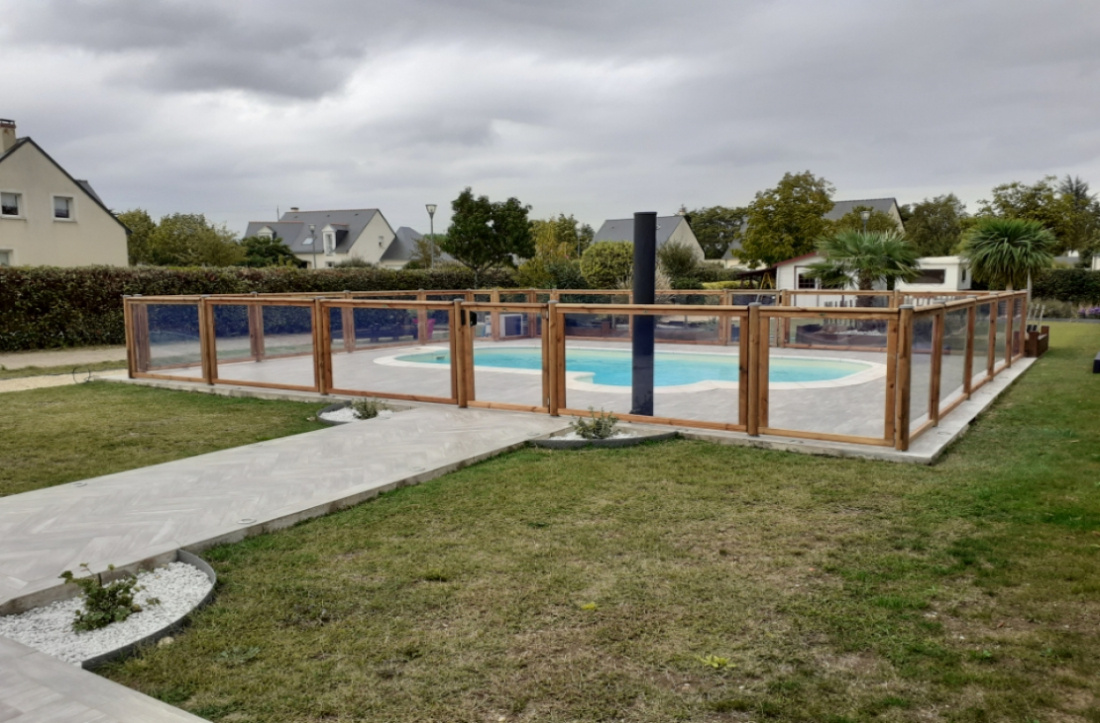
[[257, 226, 274, 240], [322, 224, 336, 256]]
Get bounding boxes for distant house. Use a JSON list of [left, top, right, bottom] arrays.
[[592, 215, 705, 261], [773, 252, 972, 293], [244, 208, 398, 269], [825, 198, 906, 231], [379, 226, 455, 269], [896, 256, 972, 293], [0, 119, 128, 267]]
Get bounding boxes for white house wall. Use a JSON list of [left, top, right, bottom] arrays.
[[0, 143, 127, 266]]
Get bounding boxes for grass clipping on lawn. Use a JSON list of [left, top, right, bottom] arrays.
[[88, 323, 1100, 721]]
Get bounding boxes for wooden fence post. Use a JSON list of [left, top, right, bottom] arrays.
[[452, 300, 467, 407], [964, 303, 976, 397], [248, 299, 266, 361], [929, 310, 944, 426], [747, 303, 761, 436], [199, 296, 216, 385], [894, 305, 914, 450], [313, 299, 331, 394], [490, 288, 501, 341], [545, 300, 560, 416], [988, 301, 998, 377], [779, 290, 790, 347]]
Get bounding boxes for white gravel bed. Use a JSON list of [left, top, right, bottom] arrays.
[[320, 406, 394, 423], [555, 431, 636, 441], [0, 562, 213, 665]]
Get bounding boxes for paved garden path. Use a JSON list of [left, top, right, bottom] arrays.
[[0, 405, 569, 722], [0, 346, 128, 370]]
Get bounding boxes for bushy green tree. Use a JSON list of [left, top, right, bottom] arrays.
[[147, 213, 244, 267], [405, 234, 446, 269], [960, 218, 1055, 291], [517, 218, 578, 288], [831, 205, 900, 235], [687, 205, 746, 259], [241, 235, 305, 268], [442, 188, 533, 285], [580, 241, 634, 288], [118, 209, 156, 266], [657, 241, 701, 281], [741, 171, 835, 267], [902, 194, 967, 257]]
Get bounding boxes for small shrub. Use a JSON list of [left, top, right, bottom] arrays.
[[351, 398, 388, 419], [570, 408, 619, 440], [581, 241, 634, 288], [60, 563, 150, 632], [657, 240, 701, 279]]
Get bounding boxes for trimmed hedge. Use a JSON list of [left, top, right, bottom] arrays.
[[1032, 269, 1100, 305], [0, 266, 516, 351]]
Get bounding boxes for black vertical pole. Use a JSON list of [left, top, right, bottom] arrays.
[[632, 212, 657, 416]]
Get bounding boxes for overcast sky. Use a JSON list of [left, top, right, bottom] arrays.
[[3, 0, 1098, 235]]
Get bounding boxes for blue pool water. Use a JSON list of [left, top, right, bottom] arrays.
[[396, 347, 870, 387]]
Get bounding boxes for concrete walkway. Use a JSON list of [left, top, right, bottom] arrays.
[[0, 405, 569, 721], [0, 369, 128, 395], [0, 346, 128, 370]]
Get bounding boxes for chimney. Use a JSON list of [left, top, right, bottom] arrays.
[[289, 206, 299, 213], [0, 119, 15, 153]]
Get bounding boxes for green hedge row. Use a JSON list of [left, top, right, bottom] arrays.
[[1032, 269, 1100, 305], [0, 266, 517, 351]]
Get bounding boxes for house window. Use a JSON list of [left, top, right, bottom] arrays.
[[323, 230, 336, 255], [0, 192, 21, 217], [961, 267, 968, 283], [53, 195, 74, 220], [0, 250, 10, 267], [257, 227, 274, 239], [795, 267, 818, 290], [913, 269, 947, 285]]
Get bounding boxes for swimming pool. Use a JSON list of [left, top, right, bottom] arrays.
[[389, 346, 881, 391]]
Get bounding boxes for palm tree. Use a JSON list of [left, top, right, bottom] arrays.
[[960, 218, 1054, 291], [807, 230, 921, 306]]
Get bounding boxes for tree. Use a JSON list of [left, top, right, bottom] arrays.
[[406, 234, 446, 269], [240, 235, 305, 268], [831, 205, 900, 235], [1057, 176, 1100, 260], [807, 230, 920, 305], [580, 241, 634, 288], [527, 214, 590, 259], [687, 205, 747, 259], [740, 171, 835, 268], [146, 213, 244, 267], [517, 217, 579, 288], [656, 241, 701, 281], [118, 209, 156, 266], [441, 188, 533, 285], [960, 218, 1055, 291], [903, 194, 967, 257]]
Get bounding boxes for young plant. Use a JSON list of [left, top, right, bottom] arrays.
[[351, 398, 389, 420], [59, 563, 151, 632], [570, 408, 620, 440]]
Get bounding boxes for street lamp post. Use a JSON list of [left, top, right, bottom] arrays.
[[425, 204, 437, 270], [860, 210, 871, 233], [309, 224, 317, 269]]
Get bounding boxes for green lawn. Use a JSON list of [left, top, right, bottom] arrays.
[[0, 382, 327, 497], [94, 323, 1100, 722]]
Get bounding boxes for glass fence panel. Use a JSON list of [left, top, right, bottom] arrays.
[[330, 306, 455, 401], [214, 304, 317, 389], [1012, 298, 1025, 356], [909, 315, 935, 428], [971, 304, 992, 387], [941, 308, 970, 408], [560, 313, 635, 419], [469, 329, 544, 410], [653, 314, 741, 427], [994, 301, 1008, 371], [730, 292, 778, 306], [145, 303, 201, 371], [766, 314, 889, 440]]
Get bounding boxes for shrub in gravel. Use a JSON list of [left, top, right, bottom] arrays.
[[351, 398, 389, 419], [570, 408, 620, 440], [60, 564, 156, 632]]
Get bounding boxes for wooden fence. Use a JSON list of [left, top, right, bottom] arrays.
[[124, 289, 1028, 451]]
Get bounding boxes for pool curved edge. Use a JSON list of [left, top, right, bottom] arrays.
[[374, 345, 887, 394]]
